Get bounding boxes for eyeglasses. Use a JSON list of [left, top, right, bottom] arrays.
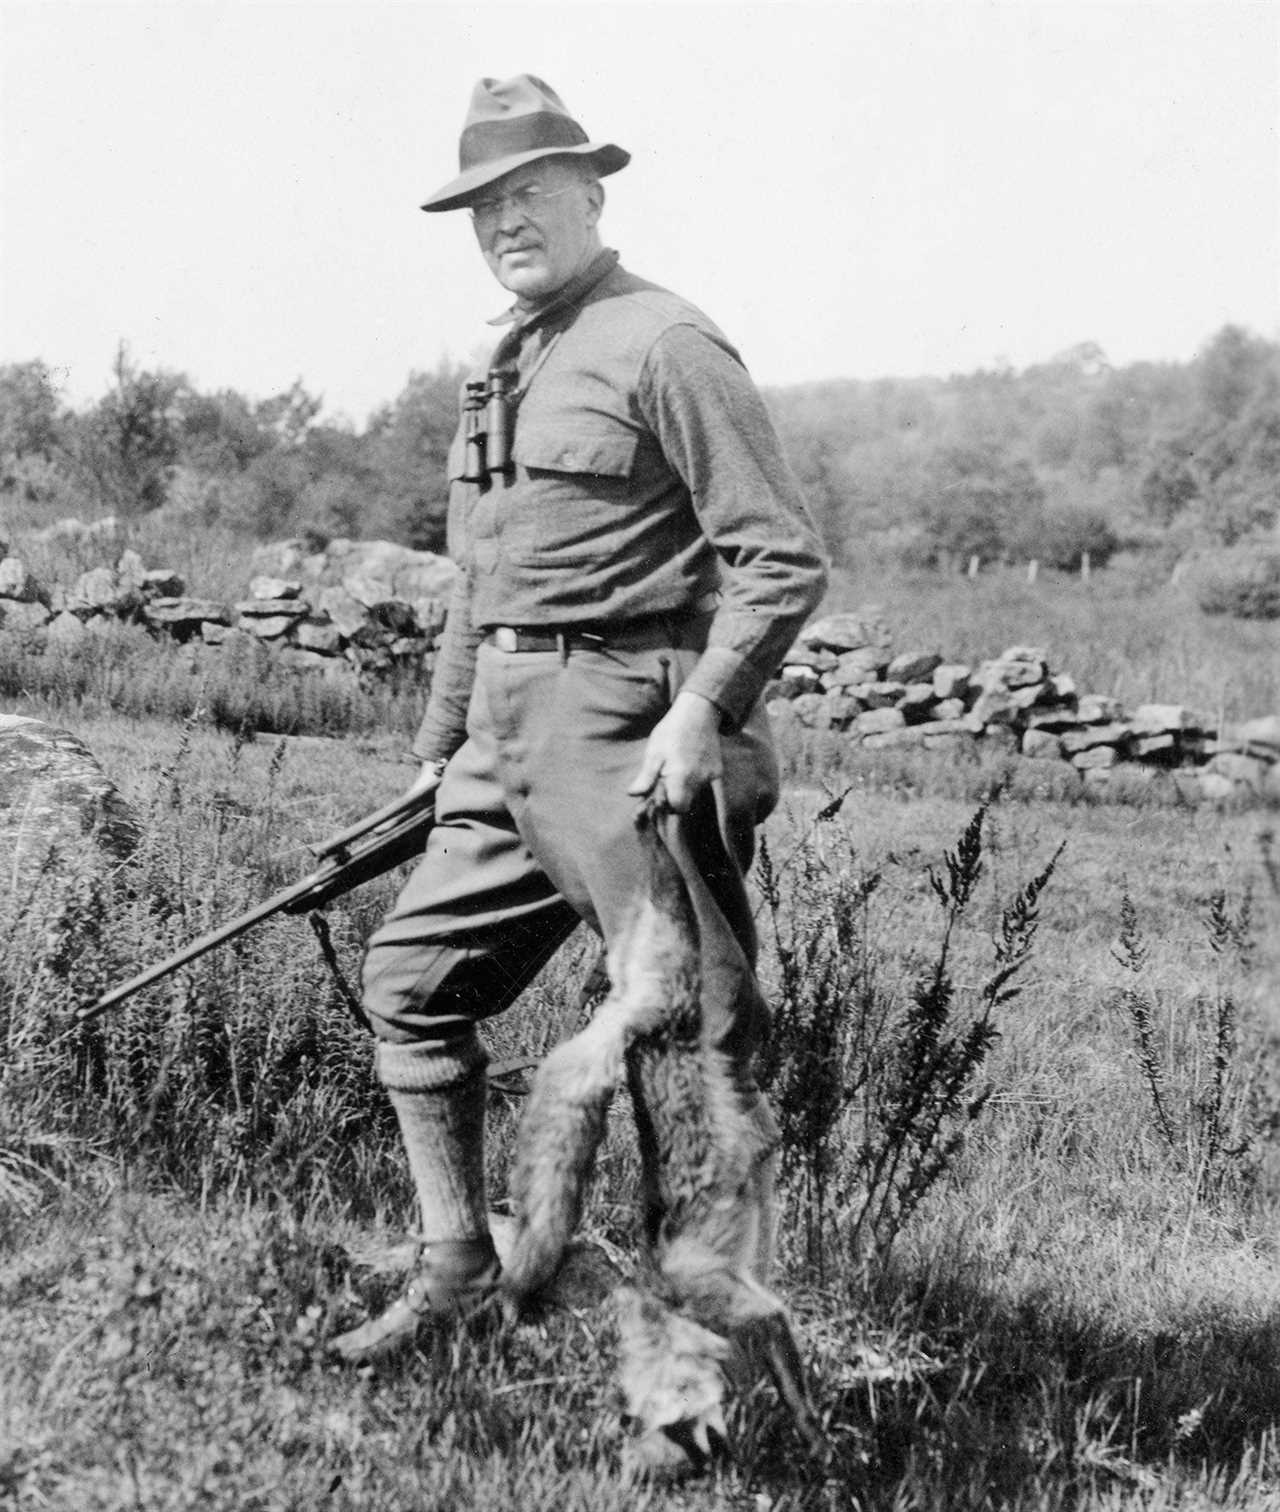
[[469, 182, 579, 225]]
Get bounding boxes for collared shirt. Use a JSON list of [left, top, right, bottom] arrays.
[[413, 252, 828, 760]]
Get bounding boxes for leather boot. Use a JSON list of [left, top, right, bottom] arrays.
[[328, 1236, 501, 1363]]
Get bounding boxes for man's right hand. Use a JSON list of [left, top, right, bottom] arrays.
[[627, 690, 723, 813]]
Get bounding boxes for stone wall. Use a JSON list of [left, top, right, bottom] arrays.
[[0, 533, 458, 685], [766, 608, 1280, 803], [2, 537, 1276, 803]]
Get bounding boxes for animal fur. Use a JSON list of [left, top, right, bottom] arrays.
[[502, 800, 824, 1470]]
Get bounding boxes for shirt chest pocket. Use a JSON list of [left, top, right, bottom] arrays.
[[504, 425, 641, 564]]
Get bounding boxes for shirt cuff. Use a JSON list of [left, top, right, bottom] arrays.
[[411, 719, 467, 765], [680, 645, 769, 729]]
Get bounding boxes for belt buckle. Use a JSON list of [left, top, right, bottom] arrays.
[[492, 627, 519, 653]]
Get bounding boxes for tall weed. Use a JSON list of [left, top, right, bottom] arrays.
[[755, 797, 884, 1273], [0, 733, 409, 1219], [3, 713, 1280, 1507], [0, 620, 425, 740], [850, 807, 1060, 1267], [1111, 887, 1259, 1199], [756, 796, 1062, 1279]]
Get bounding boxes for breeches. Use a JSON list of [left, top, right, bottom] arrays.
[[361, 638, 780, 1048]]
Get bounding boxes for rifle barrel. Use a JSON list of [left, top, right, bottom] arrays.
[[78, 790, 437, 1024], [79, 885, 316, 1022]]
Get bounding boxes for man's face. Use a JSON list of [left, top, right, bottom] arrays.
[[470, 159, 603, 303]]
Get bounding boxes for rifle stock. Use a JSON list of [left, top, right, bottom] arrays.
[[79, 785, 437, 1023]]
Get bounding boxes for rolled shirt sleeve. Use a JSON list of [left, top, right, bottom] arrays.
[[637, 323, 829, 725]]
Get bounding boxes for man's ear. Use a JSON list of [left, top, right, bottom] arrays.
[[586, 179, 605, 225]]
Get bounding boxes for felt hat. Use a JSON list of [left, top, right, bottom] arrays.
[[421, 74, 629, 213]]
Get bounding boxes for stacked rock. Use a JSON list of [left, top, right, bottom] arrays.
[[774, 611, 992, 752], [767, 614, 1280, 803], [0, 550, 50, 634], [0, 534, 457, 684], [5, 538, 1277, 803]]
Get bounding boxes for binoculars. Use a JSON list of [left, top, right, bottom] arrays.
[[462, 369, 516, 482]]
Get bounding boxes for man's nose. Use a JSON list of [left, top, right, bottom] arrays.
[[493, 196, 529, 232]]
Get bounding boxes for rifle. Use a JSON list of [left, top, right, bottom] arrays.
[[78, 782, 438, 1023]]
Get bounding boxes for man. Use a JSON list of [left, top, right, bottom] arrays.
[[330, 74, 827, 1361]]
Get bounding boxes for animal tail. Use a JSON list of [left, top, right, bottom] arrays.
[[501, 1006, 628, 1308]]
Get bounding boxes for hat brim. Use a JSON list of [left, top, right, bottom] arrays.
[[420, 142, 629, 213]]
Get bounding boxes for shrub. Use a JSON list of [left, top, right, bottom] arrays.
[[1193, 545, 1280, 620], [755, 796, 1062, 1278], [1110, 888, 1259, 1199], [1014, 504, 1122, 571]]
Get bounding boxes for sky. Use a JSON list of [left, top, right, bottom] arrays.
[[1, 0, 1277, 425]]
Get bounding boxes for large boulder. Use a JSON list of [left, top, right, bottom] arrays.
[[0, 715, 141, 884]]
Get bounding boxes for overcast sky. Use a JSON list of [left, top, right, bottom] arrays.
[[2, 0, 1277, 424]]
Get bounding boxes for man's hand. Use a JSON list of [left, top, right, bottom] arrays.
[[367, 759, 444, 840], [627, 690, 723, 813], [407, 759, 447, 799]]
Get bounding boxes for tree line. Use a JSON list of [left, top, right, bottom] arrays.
[[767, 326, 1279, 573], [1, 325, 1276, 573], [0, 349, 464, 553]]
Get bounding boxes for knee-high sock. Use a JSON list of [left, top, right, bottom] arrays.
[[377, 1034, 491, 1245]]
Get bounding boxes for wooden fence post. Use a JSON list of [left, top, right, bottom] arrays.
[[1027, 560, 1039, 584]]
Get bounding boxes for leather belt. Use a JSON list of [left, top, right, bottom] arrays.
[[484, 594, 718, 656]]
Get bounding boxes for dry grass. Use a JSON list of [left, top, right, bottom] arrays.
[[2, 565, 1280, 1505]]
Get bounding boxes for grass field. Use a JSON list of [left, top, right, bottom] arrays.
[[2, 554, 1280, 1509]]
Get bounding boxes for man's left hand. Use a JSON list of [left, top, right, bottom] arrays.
[[627, 690, 723, 813]]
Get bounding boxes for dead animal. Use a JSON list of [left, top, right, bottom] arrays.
[[502, 796, 825, 1475]]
